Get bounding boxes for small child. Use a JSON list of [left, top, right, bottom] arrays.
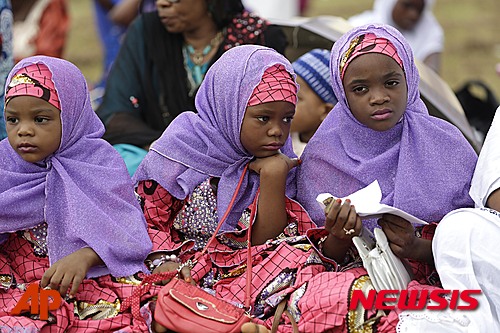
[[290, 48, 337, 156], [0, 56, 153, 331]]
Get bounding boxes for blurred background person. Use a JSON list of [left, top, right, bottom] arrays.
[[348, 0, 443, 74], [290, 48, 337, 157], [0, 0, 13, 140], [11, 0, 69, 63]]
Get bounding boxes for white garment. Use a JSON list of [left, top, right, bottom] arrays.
[[469, 106, 500, 207], [291, 132, 307, 157], [348, 0, 444, 62], [427, 106, 500, 332], [242, 0, 299, 20], [12, 0, 50, 60], [431, 208, 500, 332]]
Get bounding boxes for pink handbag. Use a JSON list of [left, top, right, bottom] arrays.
[[153, 164, 254, 333]]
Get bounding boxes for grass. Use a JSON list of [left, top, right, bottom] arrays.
[[65, 0, 500, 99]]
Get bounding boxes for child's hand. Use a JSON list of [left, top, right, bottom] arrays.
[[324, 199, 362, 243], [41, 247, 102, 298], [378, 214, 433, 263], [320, 199, 362, 262], [248, 153, 300, 176], [152, 261, 194, 285]]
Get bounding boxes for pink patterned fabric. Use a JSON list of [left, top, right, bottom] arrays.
[[137, 179, 442, 332], [340, 32, 403, 79], [247, 64, 297, 107], [5, 63, 61, 110], [0, 233, 159, 332]]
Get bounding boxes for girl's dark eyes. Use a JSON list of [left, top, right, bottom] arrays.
[[284, 116, 294, 123], [34, 117, 50, 123], [256, 116, 269, 122], [6, 117, 18, 124]]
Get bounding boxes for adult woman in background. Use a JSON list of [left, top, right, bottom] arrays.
[[348, 0, 443, 74], [96, 0, 287, 175]]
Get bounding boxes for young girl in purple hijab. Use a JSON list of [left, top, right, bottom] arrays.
[[296, 22, 477, 291], [0, 56, 154, 331]]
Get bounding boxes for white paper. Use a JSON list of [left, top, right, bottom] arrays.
[[316, 180, 428, 225]]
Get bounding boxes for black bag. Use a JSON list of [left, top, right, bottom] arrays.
[[455, 80, 499, 139]]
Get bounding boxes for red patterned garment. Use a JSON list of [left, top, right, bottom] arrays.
[[0, 228, 157, 332], [137, 179, 442, 333]]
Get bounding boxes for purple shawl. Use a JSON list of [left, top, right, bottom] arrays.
[[296, 24, 477, 229], [133, 45, 298, 232], [0, 56, 151, 278]]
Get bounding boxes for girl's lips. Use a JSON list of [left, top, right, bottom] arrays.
[[18, 146, 37, 153], [371, 109, 393, 121], [262, 144, 282, 151]]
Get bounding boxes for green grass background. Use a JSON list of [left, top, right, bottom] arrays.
[[65, 0, 500, 100]]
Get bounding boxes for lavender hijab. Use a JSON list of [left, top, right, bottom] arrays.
[[296, 24, 477, 229], [0, 56, 151, 278], [133, 45, 298, 232]]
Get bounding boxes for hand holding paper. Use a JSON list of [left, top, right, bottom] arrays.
[[316, 180, 428, 225]]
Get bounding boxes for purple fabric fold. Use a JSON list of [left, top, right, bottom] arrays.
[[0, 56, 151, 278], [133, 45, 298, 232], [296, 24, 477, 230]]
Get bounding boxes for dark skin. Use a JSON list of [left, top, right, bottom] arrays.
[[40, 247, 104, 298], [486, 188, 500, 212]]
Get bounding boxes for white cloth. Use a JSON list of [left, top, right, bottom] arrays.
[[431, 208, 500, 332], [347, 0, 444, 62], [291, 132, 307, 157], [469, 106, 500, 207], [428, 109, 500, 332]]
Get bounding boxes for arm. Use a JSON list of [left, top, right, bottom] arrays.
[[249, 153, 299, 245]]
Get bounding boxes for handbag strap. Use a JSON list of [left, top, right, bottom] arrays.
[[195, 163, 256, 310], [271, 298, 299, 333], [120, 271, 177, 319]]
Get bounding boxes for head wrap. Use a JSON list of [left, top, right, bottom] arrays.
[[134, 45, 298, 232], [347, 0, 443, 62], [292, 48, 337, 105], [247, 64, 297, 106], [339, 33, 403, 79], [5, 63, 61, 110], [0, 56, 151, 277], [296, 24, 477, 229]]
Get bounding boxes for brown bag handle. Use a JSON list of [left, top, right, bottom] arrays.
[[271, 298, 299, 333]]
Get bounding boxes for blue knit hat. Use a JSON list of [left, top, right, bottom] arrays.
[[292, 49, 337, 105]]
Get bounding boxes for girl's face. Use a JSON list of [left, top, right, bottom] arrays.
[[5, 95, 62, 163], [392, 0, 425, 31], [240, 101, 295, 158], [291, 75, 331, 142], [342, 53, 407, 132]]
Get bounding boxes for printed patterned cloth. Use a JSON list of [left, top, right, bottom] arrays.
[[137, 179, 441, 332], [0, 229, 159, 332]]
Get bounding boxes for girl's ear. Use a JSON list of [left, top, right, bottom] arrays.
[[320, 102, 334, 122]]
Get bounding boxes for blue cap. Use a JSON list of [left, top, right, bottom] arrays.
[[292, 49, 337, 105]]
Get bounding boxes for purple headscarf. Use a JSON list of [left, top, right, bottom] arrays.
[[296, 24, 477, 229], [133, 45, 298, 232], [0, 56, 151, 278]]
